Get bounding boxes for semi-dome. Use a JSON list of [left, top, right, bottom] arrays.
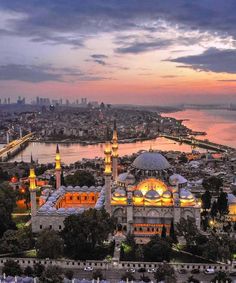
[[132, 151, 170, 171], [145, 189, 160, 200]]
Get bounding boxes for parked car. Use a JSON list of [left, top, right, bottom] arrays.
[[84, 266, 93, 271], [126, 268, 135, 273], [204, 268, 215, 274], [229, 271, 236, 276], [191, 269, 200, 274], [147, 268, 156, 273]]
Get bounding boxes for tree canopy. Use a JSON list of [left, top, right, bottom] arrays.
[[143, 235, 172, 262], [61, 208, 116, 259], [154, 263, 176, 283], [36, 229, 64, 259], [65, 170, 95, 187], [202, 176, 223, 195], [0, 183, 17, 237]]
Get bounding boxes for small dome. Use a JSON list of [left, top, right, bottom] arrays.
[[180, 189, 193, 199], [113, 188, 126, 197], [132, 151, 170, 171], [133, 190, 143, 197], [117, 172, 135, 185], [228, 193, 236, 204], [169, 174, 188, 186], [162, 190, 172, 198], [145, 189, 160, 200]]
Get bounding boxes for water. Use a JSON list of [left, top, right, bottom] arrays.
[[163, 109, 236, 148], [8, 137, 198, 164], [5, 109, 236, 164]]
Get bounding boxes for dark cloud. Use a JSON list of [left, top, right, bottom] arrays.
[[167, 48, 236, 74], [93, 59, 106, 65], [0, 64, 62, 82], [1, 1, 236, 47], [115, 39, 172, 54], [0, 64, 111, 82], [91, 54, 108, 59]]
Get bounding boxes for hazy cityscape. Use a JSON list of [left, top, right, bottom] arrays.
[[1, 1, 236, 283]]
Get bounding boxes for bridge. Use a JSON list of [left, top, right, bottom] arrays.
[[0, 132, 34, 162], [161, 134, 235, 153]]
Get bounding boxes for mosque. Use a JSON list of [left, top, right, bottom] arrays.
[[28, 122, 235, 241]]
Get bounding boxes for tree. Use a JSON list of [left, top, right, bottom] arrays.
[[33, 262, 45, 277], [154, 263, 176, 283], [161, 225, 167, 239], [217, 191, 228, 217], [65, 270, 74, 280], [65, 170, 95, 187], [212, 271, 232, 283], [201, 190, 211, 211], [0, 227, 34, 254], [135, 245, 144, 261], [36, 229, 64, 259], [39, 265, 63, 283], [0, 182, 16, 237], [121, 233, 136, 261], [202, 176, 223, 195], [144, 235, 172, 262], [121, 271, 135, 281], [61, 208, 116, 260], [92, 269, 104, 280], [169, 219, 177, 243], [188, 276, 200, 283], [176, 217, 199, 247], [2, 260, 22, 276], [210, 200, 218, 219], [24, 266, 34, 277]]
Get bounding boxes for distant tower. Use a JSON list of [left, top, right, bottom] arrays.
[[29, 155, 37, 217], [104, 127, 112, 214], [112, 120, 118, 181], [55, 144, 62, 189]]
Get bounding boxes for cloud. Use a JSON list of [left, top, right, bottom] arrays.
[[218, 79, 236, 82], [167, 48, 236, 74], [115, 39, 172, 54], [0, 64, 62, 82], [0, 64, 112, 82], [91, 54, 108, 59], [1, 1, 236, 47]]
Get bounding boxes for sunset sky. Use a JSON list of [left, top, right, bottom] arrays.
[[1, 0, 236, 105]]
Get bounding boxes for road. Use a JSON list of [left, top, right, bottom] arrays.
[[73, 268, 236, 283]]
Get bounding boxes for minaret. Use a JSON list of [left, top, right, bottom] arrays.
[[29, 154, 37, 217], [104, 127, 112, 214], [55, 144, 61, 189], [112, 120, 118, 182]]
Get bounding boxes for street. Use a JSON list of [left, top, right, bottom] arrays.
[[73, 268, 236, 283]]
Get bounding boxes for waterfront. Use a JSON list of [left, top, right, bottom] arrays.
[[163, 109, 236, 148], [3, 109, 236, 164], [7, 137, 202, 164]]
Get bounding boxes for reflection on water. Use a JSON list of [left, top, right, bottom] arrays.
[[10, 137, 199, 164], [163, 109, 236, 148], [6, 109, 236, 164]]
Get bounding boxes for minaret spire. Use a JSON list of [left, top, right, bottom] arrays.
[[112, 120, 118, 181], [104, 127, 112, 214], [55, 144, 62, 189]]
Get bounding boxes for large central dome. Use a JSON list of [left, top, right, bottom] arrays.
[[132, 151, 170, 171]]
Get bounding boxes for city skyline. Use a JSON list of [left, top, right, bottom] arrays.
[[1, 1, 236, 105]]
